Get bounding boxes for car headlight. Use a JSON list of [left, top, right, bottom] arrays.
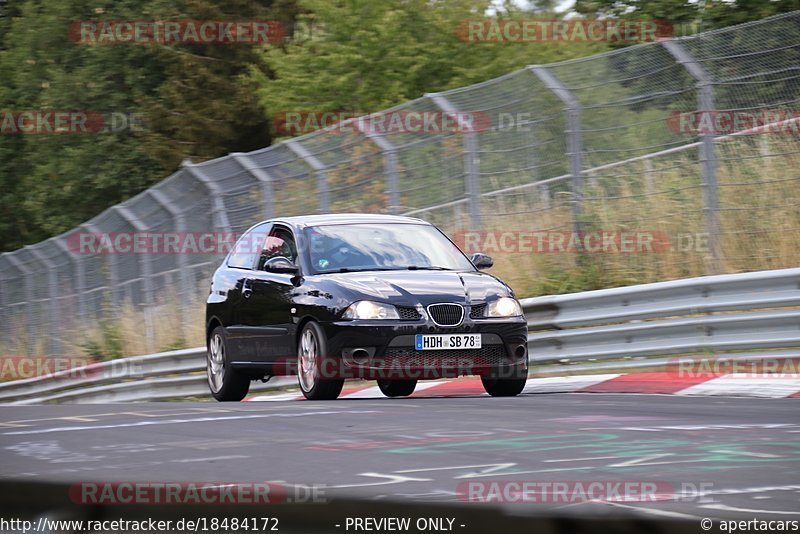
[[343, 301, 400, 320], [485, 297, 522, 317]]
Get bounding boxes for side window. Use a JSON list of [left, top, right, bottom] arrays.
[[227, 223, 270, 269], [257, 226, 297, 270]]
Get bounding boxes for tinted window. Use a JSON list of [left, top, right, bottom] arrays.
[[227, 223, 270, 269], [257, 227, 297, 270], [304, 223, 474, 273]]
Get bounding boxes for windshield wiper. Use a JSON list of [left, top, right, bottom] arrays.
[[334, 267, 402, 273], [332, 266, 452, 273], [404, 266, 452, 271]]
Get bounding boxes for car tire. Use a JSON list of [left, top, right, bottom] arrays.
[[207, 326, 250, 401], [376, 379, 417, 397], [297, 321, 344, 400], [480, 376, 527, 397]]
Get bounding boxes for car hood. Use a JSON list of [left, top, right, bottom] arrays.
[[324, 270, 513, 305]]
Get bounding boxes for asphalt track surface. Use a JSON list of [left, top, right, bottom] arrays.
[[1, 392, 799, 524]]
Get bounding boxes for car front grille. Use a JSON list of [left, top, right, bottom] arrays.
[[469, 303, 486, 319], [397, 306, 422, 321], [427, 303, 464, 326], [377, 344, 507, 369]]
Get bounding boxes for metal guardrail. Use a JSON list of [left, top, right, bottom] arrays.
[[0, 348, 293, 405], [523, 267, 800, 364], [2, 267, 799, 404]]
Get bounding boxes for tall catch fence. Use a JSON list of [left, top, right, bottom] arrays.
[[1, 13, 799, 356]]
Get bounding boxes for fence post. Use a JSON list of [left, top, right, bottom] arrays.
[[26, 245, 59, 356], [529, 66, 584, 238], [113, 205, 155, 353], [83, 222, 118, 311], [231, 153, 275, 220], [427, 93, 482, 227], [3, 252, 35, 355], [181, 160, 233, 232], [285, 139, 330, 213], [539, 184, 551, 210], [0, 276, 5, 349], [662, 39, 721, 272], [148, 189, 191, 343], [353, 118, 401, 214], [54, 237, 85, 327], [643, 158, 654, 196]]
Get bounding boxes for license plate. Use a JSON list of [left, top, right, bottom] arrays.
[[415, 334, 481, 350]]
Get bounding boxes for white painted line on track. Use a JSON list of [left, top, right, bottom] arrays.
[[676, 374, 800, 398], [2, 410, 382, 436], [701, 503, 800, 515], [587, 500, 701, 519], [522, 374, 621, 393], [342, 381, 446, 399]]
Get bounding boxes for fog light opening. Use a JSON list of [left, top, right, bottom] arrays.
[[514, 345, 527, 361]]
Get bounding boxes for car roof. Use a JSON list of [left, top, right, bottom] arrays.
[[270, 213, 430, 228]]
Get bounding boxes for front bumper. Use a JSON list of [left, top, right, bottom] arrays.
[[321, 316, 528, 380]]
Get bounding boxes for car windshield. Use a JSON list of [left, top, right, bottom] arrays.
[[304, 223, 475, 274]]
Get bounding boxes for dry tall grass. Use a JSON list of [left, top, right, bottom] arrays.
[[3, 135, 797, 359]]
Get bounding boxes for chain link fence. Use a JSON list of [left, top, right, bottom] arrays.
[[1, 13, 799, 357]]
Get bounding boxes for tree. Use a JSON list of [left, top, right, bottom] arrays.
[[252, 0, 606, 126], [575, 0, 800, 36], [0, 0, 299, 252]]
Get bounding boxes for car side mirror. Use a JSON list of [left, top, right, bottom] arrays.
[[264, 256, 299, 274], [470, 252, 493, 270]]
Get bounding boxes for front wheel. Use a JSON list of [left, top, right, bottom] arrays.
[[377, 379, 417, 398], [207, 326, 250, 401], [481, 375, 527, 397], [297, 322, 344, 400]]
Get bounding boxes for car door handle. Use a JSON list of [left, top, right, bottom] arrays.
[[242, 278, 253, 299]]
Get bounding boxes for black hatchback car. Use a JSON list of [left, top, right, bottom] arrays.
[[206, 214, 528, 401]]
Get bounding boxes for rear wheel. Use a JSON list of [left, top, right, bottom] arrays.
[[481, 376, 527, 397], [297, 322, 344, 400], [377, 379, 417, 397], [207, 326, 250, 401]]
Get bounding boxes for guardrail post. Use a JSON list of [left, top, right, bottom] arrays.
[[662, 39, 721, 273], [285, 139, 330, 213], [427, 93, 482, 227], [529, 66, 585, 240], [353, 118, 401, 214], [148, 189, 191, 343], [181, 160, 233, 232], [231, 153, 276, 220], [26, 245, 60, 356], [3, 252, 36, 354]]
